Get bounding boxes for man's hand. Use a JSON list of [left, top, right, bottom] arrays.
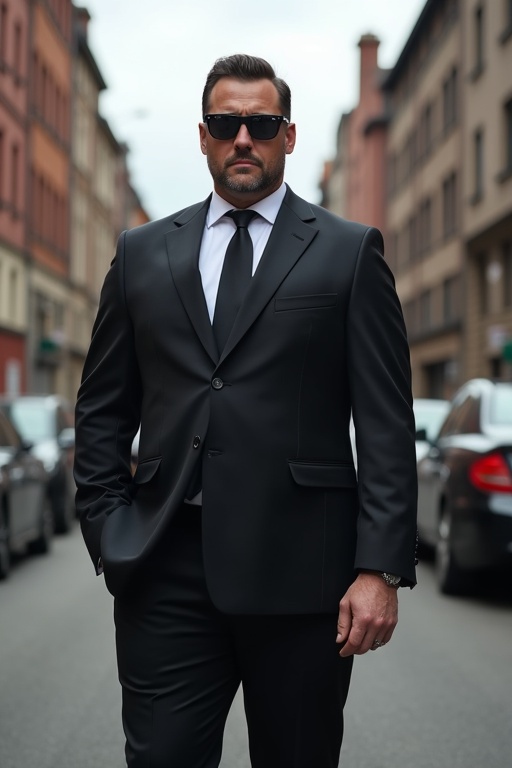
[[336, 571, 398, 657]]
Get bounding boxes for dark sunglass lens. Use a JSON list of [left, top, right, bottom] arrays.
[[208, 115, 239, 139], [249, 116, 281, 140]]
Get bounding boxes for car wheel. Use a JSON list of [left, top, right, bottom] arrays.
[[435, 505, 467, 595], [0, 503, 10, 579], [29, 496, 53, 555]]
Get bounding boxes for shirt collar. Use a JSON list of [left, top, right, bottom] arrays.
[[206, 182, 287, 228]]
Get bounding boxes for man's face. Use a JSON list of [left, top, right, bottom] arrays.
[[199, 77, 296, 208]]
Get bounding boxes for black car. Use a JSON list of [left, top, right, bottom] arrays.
[[417, 378, 512, 594], [0, 396, 75, 534], [0, 410, 52, 579]]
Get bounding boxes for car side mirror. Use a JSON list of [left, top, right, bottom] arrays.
[[58, 427, 75, 450], [415, 428, 428, 441], [17, 438, 34, 455]]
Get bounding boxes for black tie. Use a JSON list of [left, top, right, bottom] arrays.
[[213, 209, 258, 353]]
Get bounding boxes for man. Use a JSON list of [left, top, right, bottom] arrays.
[[74, 54, 417, 768]]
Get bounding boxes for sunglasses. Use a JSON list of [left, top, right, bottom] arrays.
[[203, 114, 290, 141]]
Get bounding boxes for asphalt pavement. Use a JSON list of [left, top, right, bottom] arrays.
[[1, 525, 511, 768]]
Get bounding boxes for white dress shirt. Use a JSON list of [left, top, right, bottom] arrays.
[[199, 182, 287, 322]]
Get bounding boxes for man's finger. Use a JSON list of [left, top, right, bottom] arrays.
[[335, 598, 351, 644]]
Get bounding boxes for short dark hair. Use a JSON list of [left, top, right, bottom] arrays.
[[202, 54, 291, 120]]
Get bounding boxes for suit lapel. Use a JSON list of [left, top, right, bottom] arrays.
[[164, 197, 219, 364], [164, 188, 319, 366], [219, 188, 319, 362]]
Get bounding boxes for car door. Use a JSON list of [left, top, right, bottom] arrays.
[[0, 414, 41, 539], [417, 397, 463, 543]]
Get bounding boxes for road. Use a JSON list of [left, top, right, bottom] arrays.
[[1, 525, 511, 768]]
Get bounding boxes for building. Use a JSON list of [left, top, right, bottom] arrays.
[[321, 0, 512, 396], [319, 33, 388, 240], [27, 0, 73, 396], [462, 0, 512, 380], [383, 0, 463, 398], [0, 2, 150, 401], [0, 0, 29, 395], [68, 9, 151, 399]]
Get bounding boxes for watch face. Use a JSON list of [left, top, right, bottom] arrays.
[[382, 572, 401, 586]]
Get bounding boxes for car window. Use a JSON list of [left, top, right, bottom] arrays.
[[413, 401, 450, 441], [438, 401, 463, 437], [489, 385, 512, 425], [0, 413, 21, 449], [7, 401, 54, 441], [457, 396, 481, 433]]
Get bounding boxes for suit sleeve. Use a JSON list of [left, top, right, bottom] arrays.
[[346, 227, 418, 586], [74, 231, 142, 572]]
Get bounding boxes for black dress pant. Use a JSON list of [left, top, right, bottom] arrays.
[[113, 504, 353, 768]]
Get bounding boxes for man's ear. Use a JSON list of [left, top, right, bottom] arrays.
[[285, 123, 296, 155], [199, 123, 207, 155]]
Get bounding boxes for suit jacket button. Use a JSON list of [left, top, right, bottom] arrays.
[[193, 436, 201, 449], [212, 377, 224, 390]]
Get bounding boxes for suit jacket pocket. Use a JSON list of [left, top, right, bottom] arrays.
[[133, 456, 162, 484], [274, 294, 338, 312], [288, 460, 357, 488]]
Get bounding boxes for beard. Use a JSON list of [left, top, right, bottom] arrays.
[[207, 150, 286, 196]]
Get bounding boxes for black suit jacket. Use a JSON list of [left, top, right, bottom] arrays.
[[74, 186, 417, 611]]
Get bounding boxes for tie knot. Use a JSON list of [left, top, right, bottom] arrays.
[[226, 209, 258, 229]]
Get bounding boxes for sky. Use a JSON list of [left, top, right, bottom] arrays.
[[82, 0, 427, 220]]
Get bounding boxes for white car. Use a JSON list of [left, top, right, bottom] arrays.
[[413, 398, 450, 462], [350, 397, 450, 469]]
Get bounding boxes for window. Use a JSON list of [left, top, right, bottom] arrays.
[[499, 98, 512, 178], [473, 5, 485, 77], [0, 4, 7, 64], [420, 290, 432, 331], [8, 268, 17, 318], [477, 252, 488, 314], [402, 300, 416, 337], [11, 143, 19, 214], [443, 276, 459, 324], [424, 361, 449, 401], [472, 129, 484, 202], [503, 241, 512, 306], [419, 103, 433, 159], [500, 0, 512, 42], [388, 152, 398, 195], [442, 172, 457, 238], [0, 129, 4, 203], [443, 67, 458, 133], [41, 65, 48, 117], [14, 22, 21, 78], [418, 197, 432, 255], [408, 214, 418, 262]]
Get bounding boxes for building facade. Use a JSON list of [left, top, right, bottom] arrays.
[[462, 0, 512, 380], [320, 34, 388, 238], [384, 0, 463, 398], [322, 0, 512, 396], [0, 0, 29, 395], [0, 1, 150, 402], [27, 0, 73, 397]]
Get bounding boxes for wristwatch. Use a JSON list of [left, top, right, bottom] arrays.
[[380, 572, 402, 588]]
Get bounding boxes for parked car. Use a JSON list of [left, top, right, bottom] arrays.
[[417, 379, 512, 594], [0, 410, 52, 579], [349, 398, 449, 470], [0, 395, 75, 534], [413, 398, 450, 462]]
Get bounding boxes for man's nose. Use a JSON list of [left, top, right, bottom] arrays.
[[234, 123, 253, 149]]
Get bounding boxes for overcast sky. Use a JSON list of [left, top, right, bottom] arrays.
[[82, 0, 426, 220]]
